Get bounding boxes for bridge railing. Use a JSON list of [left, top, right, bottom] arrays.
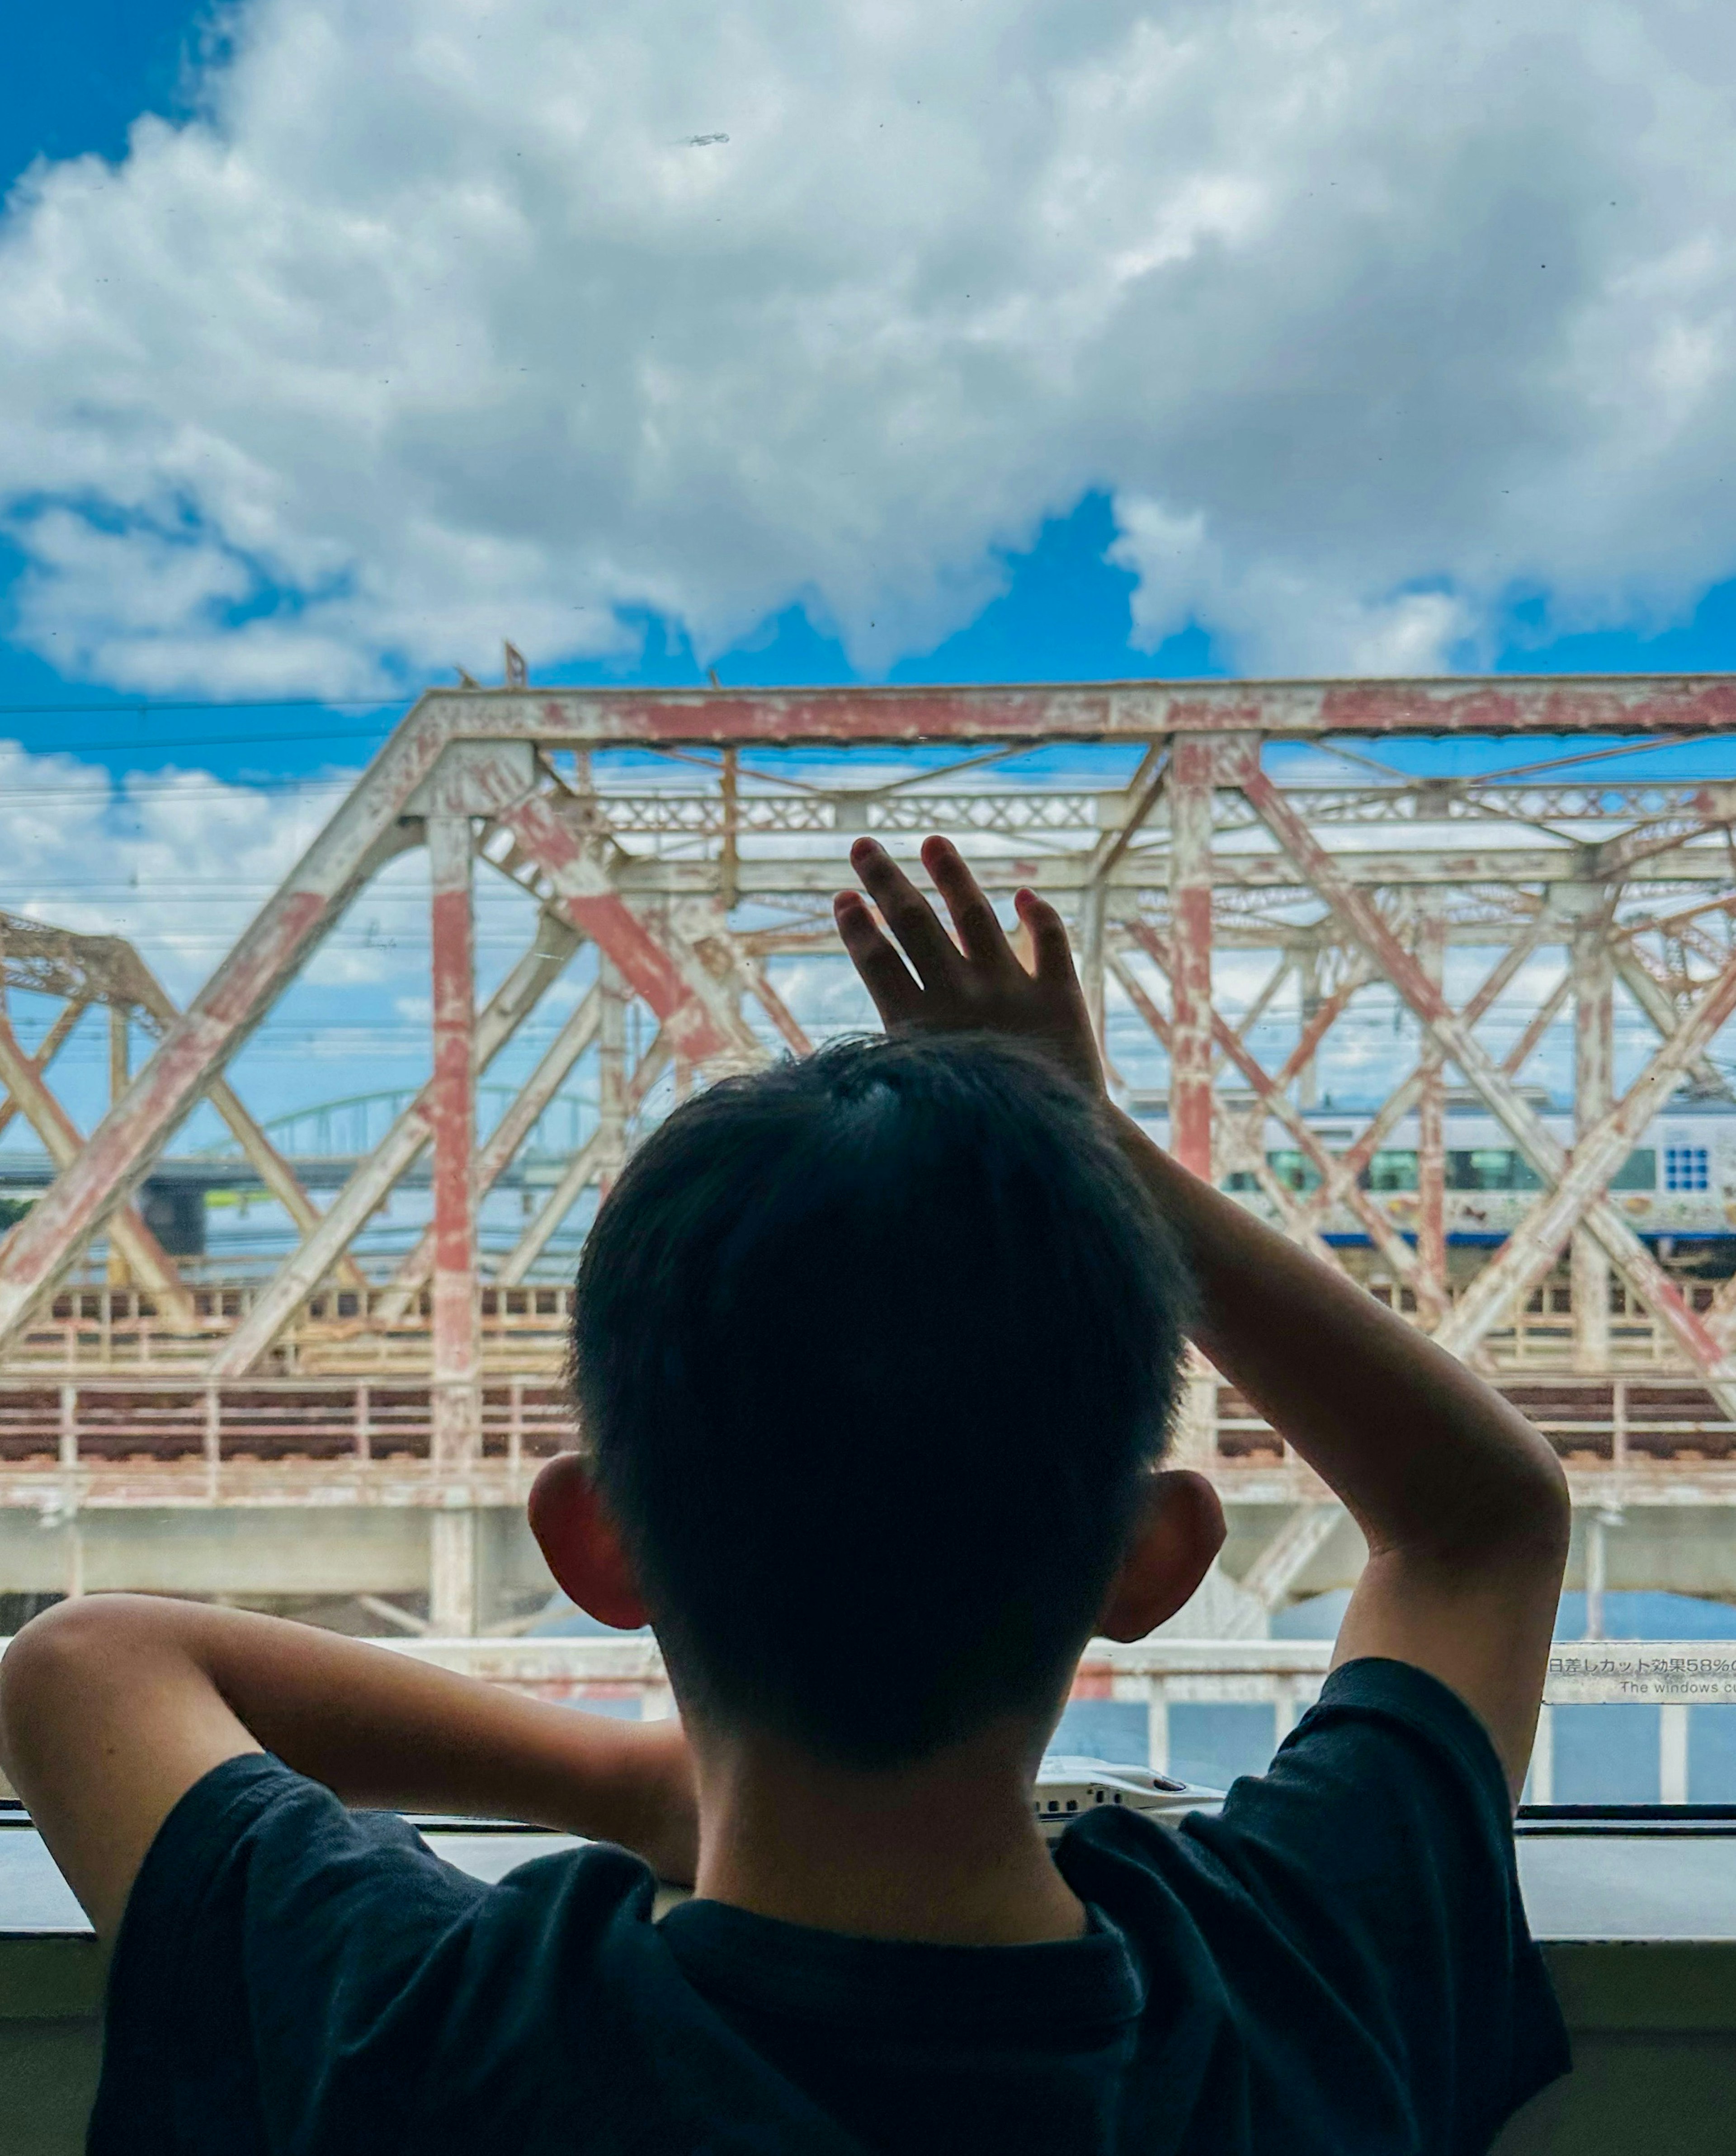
[[5, 1282, 579, 1376], [380, 1635, 1736, 1806], [0, 1377, 575, 1485], [3, 1275, 1727, 1382], [0, 1373, 1728, 1505]]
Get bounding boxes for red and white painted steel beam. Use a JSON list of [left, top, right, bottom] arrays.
[[208, 916, 585, 1376], [408, 675, 1736, 749], [0, 745, 439, 1348], [375, 987, 603, 1311], [0, 1013, 192, 1321], [1165, 736, 1217, 1181], [495, 1026, 671, 1287], [494, 793, 763, 1065], [427, 817, 480, 1468], [1240, 759, 1736, 1396]]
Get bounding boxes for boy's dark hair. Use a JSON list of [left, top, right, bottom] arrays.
[[570, 1033, 1193, 1769]]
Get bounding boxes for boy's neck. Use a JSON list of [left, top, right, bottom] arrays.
[[688, 1718, 1086, 1948]]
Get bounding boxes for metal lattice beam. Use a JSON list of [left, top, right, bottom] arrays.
[[1, 672, 1734, 1430]]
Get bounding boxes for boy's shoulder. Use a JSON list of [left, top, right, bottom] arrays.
[[1054, 1657, 1567, 2143], [88, 1667, 1567, 2156], [90, 1754, 657, 2156]]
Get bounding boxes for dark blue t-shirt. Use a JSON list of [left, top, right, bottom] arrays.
[[90, 1659, 1568, 2154]]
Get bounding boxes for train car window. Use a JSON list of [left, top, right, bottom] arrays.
[[1608, 1149, 1657, 1192], [1664, 1145, 1710, 1192], [1361, 1150, 1419, 1191], [1264, 1151, 1323, 1193], [1447, 1149, 1546, 1191]]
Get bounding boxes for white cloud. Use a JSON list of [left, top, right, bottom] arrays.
[[0, 744, 359, 1000], [5, 0, 1736, 688]]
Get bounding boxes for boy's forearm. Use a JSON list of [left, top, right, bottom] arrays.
[[166, 1601, 675, 1833], [1111, 1111, 1568, 1563], [2, 1598, 689, 1901]]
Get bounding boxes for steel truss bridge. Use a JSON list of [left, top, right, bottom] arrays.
[[3, 674, 1736, 1634]]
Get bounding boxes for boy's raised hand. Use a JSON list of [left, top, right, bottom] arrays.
[[835, 835, 1103, 1095]]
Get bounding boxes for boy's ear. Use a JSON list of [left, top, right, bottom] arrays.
[[1096, 1470, 1227, 1643], [527, 1453, 650, 1630]]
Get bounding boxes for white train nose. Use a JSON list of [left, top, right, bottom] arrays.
[[1033, 1756, 1222, 1842]]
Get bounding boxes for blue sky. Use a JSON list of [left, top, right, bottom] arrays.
[[5, 0, 1736, 1167], [8, 0, 1736, 790]]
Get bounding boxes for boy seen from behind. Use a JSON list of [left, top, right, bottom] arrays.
[[0, 836, 1571, 2154]]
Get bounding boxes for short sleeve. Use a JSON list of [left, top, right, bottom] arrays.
[[90, 1753, 491, 2156], [1177, 1657, 1569, 2150]]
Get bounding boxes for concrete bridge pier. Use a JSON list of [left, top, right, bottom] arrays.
[[429, 1507, 479, 1634]]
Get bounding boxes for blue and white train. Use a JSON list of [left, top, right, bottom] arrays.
[[1133, 1097, 1736, 1259]]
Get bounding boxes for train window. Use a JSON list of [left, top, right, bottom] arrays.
[[1361, 1151, 1418, 1192], [1264, 1151, 1323, 1193], [1664, 1145, 1710, 1192], [1221, 1170, 1260, 1193], [1447, 1149, 1545, 1191], [1607, 1149, 1656, 1191]]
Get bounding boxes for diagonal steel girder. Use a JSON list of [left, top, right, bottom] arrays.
[[371, 985, 604, 1318], [208, 914, 586, 1377], [1238, 756, 1736, 1393], [1240, 1503, 1347, 1610], [1269, 960, 1377, 1094], [0, 701, 460, 1352], [118, 951, 369, 1296], [495, 1027, 671, 1289], [1295, 914, 1557, 1241], [1121, 919, 1428, 1297], [687, 923, 814, 1058], [1588, 792, 1736, 880], [1616, 947, 1733, 1103], [0, 998, 85, 1141], [1103, 948, 1324, 1255], [0, 915, 365, 1293], [493, 792, 764, 1067], [0, 1011, 192, 1320], [1107, 949, 1380, 1273], [1437, 951, 1736, 1361]]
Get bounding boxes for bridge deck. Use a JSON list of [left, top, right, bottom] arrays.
[[0, 1372, 1728, 1509]]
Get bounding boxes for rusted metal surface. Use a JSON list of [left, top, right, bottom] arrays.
[[417, 675, 1736, 748], [427, 817, 481, 1469], [0, 1011, 191, 1319], [1165, 736, 1217, 1179], [204, 915, 586, 1377], [1416, 907, 1447, 1304], [3, 671, 1735, 1507], [1237, 761, 1736, 1403], [376, 988, 602, 1312], [495, 790, 762, 1065], [0, 915, 364, 1293], [2, 1371, 1731, 1506], [1571, 902, 1615, 1369], [0, 792, 428, 1341]]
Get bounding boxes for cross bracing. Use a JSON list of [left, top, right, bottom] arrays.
[[0, 675, 1735, 1628]]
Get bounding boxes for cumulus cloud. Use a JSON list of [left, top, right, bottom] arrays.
[[0, 744, 362, 998], [4, 0, 1736, 689]]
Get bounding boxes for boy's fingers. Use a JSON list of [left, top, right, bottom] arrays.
[[833, 892, 923, 1024], [847, 838, 962, 987], [1015, 888, 1079, 986], [921, 836, 1014, 968]]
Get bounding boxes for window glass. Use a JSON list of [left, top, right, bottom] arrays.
[[4, 12, 1736, 1838], [1447, 1149, 1545, 1191], [1608, 1149, 1656, 1191], [1264, 1150, 1322, 1193]]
